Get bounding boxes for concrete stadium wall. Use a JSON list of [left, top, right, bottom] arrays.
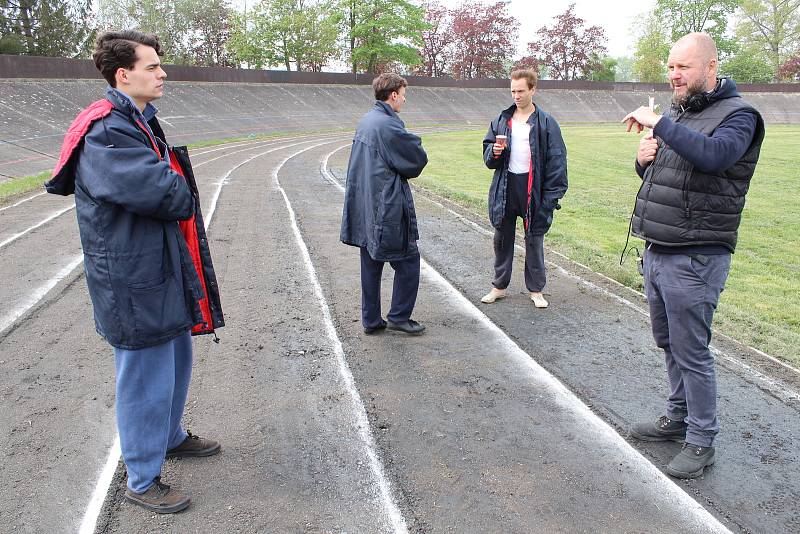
[[1, 76, 798, 179]]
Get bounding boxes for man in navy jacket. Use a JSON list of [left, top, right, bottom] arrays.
[[340, 73, 428, 335], [623, 33, 764, 479], [47, 31, 223, 513], [481, 69, 568, 309]]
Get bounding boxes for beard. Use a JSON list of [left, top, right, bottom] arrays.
[[672, 78, 708, 108]]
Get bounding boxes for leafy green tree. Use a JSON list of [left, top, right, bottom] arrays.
[[1, 0, 94, 57], [291, 1, 341, 71], [100, 0, 235, 66], [0, 33, 25, 53], [98, 0, 194, 63], [186, 0, 234, 66], [632, 14, 671, 82], [586, 56, 617, 81], [338, 0, 426, 74], [735, 0, 800, 80], [227, 11, 261, 67], [614, 56, 635, 81], [228, 0, 339, 71], [721, 47, 774, 82], [655, 0, 740, 56]]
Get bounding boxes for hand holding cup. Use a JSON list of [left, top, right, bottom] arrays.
[[493, 135, 507, 158]]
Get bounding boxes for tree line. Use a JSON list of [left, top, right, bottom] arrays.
[[1, 0, 798, 82]]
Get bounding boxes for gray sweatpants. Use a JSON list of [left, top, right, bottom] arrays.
[[643, 249, 731, 447], [491, 171, 546, 292]]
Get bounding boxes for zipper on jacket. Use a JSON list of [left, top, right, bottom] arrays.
[[682, 173, 691, 219], [674, 109, 693, 220]]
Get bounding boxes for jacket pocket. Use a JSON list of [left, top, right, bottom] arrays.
[[129, 273, 188, 337], [373, 223, 407, 254]]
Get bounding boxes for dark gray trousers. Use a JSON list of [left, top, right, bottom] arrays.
[[644, 249, 731, 447], [491, 172, 546, 292]]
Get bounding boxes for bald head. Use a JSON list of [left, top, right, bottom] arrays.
[[667, 33, 719, 106], [673, 33, 718, 65]]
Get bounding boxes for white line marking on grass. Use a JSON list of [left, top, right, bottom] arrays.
[[0, 205, 74, 250], [0, 254, 83, 334], [276, 141, 409, 534], [78, 436, 120, 534]]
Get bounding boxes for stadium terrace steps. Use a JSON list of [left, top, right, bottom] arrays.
[[1, 79, 798, 179]]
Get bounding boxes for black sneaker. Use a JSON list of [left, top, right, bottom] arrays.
[[364, 321, 387, 335], [386, 319, 425, 335], [124, 477, 190, 514], [666, 443, 715, 479], [629, 415, 687, 442]]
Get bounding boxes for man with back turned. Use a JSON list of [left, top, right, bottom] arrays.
[[340, 73, 428, 335]]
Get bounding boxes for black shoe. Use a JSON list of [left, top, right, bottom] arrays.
[[666, 443, 715, 479], [629, 415, 687, 442], [364, 321, 387, 335], [386, 319, 425, 335]]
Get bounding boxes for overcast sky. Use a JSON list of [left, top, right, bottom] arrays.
[[438, 0, 657, 58]]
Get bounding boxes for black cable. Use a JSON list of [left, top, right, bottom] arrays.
[[0, 171, 21, 180], [619, 178, 645, 266]]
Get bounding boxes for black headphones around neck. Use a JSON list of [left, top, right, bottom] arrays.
[[682, 91, 712, 112], [677, 77, 727, 113]]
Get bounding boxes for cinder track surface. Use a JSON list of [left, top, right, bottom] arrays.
[[0, 131, 797, 533]]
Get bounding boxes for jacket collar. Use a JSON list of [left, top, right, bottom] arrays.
[[374, 100, 405, 126], [105, 86, 159, 121], [501, 103, 539, 124]]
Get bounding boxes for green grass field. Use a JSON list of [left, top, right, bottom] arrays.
[[0, 171, 49, 201], [419, 125, 800, 364]]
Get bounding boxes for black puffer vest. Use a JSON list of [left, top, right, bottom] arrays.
[[632, 86, 765, 252]]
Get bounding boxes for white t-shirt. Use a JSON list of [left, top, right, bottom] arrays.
[[509, 118, 531, 173]]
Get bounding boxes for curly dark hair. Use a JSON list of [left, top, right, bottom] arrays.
[[93, 30, 163, 87]]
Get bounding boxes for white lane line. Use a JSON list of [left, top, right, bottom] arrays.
[[76, 136, 350, 534], [78, 436, 120, 534], [0, 254, 83, 333], [3, 139, 339, 337], [0, 205, 74, 250], [275, 142, 408, 534], [417, 260, 731, 533], [204, 139, 340, 224], [405, 187, 800, 399], [318, 147, 732, 532], [0, 191, 45, 212]]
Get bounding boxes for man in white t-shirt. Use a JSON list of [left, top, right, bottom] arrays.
[[480, 69, 568, 308]]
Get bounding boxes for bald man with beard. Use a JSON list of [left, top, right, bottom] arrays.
[[622, 33, 765, 479]]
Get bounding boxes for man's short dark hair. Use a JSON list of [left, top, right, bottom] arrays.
[[93, 30, 163, 87], [372, 73, 407, 101]]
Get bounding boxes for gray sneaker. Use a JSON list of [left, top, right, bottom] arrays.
[[629, 415, 687, 442], [666, 443, 715, 479], [124, 477, 190, 514]]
